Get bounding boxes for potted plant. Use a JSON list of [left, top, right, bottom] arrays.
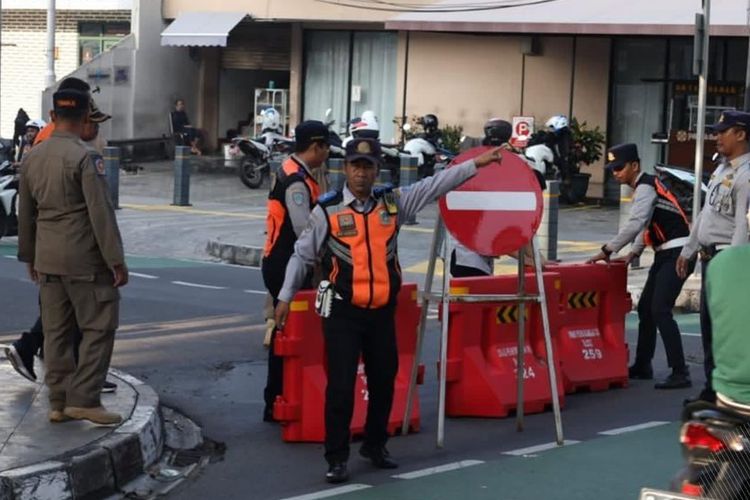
[[561, 118, 605, 204]]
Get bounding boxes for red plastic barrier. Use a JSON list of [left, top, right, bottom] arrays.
[[545, 262, 631, 394], [443, 273, 565, 418], [274, 283, 423, 442]]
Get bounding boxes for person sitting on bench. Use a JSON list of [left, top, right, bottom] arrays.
[[171, 98, 202, 156]]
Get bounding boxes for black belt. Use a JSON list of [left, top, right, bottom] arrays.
[[699, 244, 730, 261]]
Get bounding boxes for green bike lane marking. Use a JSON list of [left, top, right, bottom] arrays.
[[333, 423, 681, 500]]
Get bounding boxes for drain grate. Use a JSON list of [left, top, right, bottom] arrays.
[[170, 438, 226, 467]]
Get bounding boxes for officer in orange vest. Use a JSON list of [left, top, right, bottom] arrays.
[[274, 138, 503, 484], [588, 143, 693, 389], [261, 120, 331, 422]]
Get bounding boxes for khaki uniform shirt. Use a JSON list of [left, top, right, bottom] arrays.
[[17, 130, 124, 275]]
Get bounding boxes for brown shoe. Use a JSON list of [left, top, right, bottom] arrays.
[[49, 410, 72, 423], [63, 406, 122, 425]]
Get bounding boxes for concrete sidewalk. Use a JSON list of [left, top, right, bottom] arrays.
[[108, 160, 702, 311], [0, 357, 162, 500]]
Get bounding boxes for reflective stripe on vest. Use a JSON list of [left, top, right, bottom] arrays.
[[638, 175, 690, 248], [322, 198, 400, 309], [263, 157, 320, 258]]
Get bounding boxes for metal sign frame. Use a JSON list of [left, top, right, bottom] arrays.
[[401, 217, 564, 447]]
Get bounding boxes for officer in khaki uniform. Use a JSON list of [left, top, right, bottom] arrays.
[[17, 88, 128, 425]]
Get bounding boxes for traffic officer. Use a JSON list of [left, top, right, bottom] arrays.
[[274, 138, 503, 484], [588, 144, 693, 389], [17, 88, 127, 425], [676, 110, 750, 404], [261, 120, 330, 422]]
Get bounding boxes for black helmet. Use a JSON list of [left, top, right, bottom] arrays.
[[422, 114, 439, 132], [483, 118, 512, 146]]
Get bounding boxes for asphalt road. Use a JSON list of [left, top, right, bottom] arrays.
[[0, 240, 704, 500]]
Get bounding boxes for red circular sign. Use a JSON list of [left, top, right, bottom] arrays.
[[438, 146, 543, 256]]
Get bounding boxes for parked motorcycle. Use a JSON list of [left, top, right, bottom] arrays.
[[233, 109, 343, 189], [403, 114, 454, 179], [0, 161, 19, 238]]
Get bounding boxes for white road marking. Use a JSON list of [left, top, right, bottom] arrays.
[[598, 421, 669, 436], [130, 272, 158, 280], [392, 460, 484, 479], [446, 191, 537, 211], [2, 255, 15, 259], [682, 332, 701, 337], [279, 484, 372, 500], [243, 289, 267, 295], [171, 281, 227, 290], [426, 314, 438, 320], [503, 440, 580, 456]]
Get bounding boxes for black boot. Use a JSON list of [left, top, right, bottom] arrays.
[[628, 363, 653, 380], [655, 367, 692, 390]]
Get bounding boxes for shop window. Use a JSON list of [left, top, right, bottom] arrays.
[[79, 22, 130, 64]]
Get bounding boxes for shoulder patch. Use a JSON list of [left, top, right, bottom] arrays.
[[291, 191, 305, 206], [373, 184, 394, 198], [318, 190, 343, 207], [94, 157, 106, 176]]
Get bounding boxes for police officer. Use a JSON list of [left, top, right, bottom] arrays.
[[676, 110, 750, 404], [17, 88, 127, 425], [261, 120, 330, 422], [274, 138, 503, 484], [588, 144, 693, 389]]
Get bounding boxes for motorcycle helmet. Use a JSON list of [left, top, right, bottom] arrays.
[[545, 115, 569, 132], [259, 108, 282, 134], [421, 114, 439, 134], [483, 118, 512, 146], [350, 110, 380, 140], [25, 119, 46, 130]]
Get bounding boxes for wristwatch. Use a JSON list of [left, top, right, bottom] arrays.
[[601, 244, 613, 257]]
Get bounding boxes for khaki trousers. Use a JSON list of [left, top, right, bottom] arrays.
[[39, 273, 119, 410]]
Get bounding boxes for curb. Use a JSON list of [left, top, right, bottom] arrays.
[[206, 240, 262, 267], [627, 275, 701, 313], [0, 369, 163, 500]]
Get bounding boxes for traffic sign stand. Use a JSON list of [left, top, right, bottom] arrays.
[[401, 148, 564, 448]]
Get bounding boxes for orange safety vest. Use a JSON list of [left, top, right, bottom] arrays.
[[262, 156, 319, 264], [319, 188, 401, 309], [637, 174, 690, 248], [33, 122, 55, 145]]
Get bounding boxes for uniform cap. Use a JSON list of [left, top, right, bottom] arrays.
[[53, 89, 90, 113], [346, 138, 381, 166], [605, 143, 639, 171], [295, 120, 329, 150], [708, 110, 750, 133]]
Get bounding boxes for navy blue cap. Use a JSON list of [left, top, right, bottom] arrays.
[[52, 89, 90, 113], [295, 120, 329, 150], [708, 110, 750, 133], [346, 138, 381, 165], [605, 143, 639, 171]]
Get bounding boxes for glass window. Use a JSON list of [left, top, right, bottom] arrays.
[[303, 30, 398, 142], [78, 22, 131, 65]]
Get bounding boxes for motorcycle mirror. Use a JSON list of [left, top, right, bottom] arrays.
[[402, 123, 412, 132], [325, 108, 332, 120]]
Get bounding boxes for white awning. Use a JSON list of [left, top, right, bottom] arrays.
[[161, 12, 246, 47]]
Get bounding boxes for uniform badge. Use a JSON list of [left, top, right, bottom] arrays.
[[95, 158, 106, 176], [382, 191, 399, 215], [607, 152, 615, 162], [292, 191, 305, 206], [337, 213, 357, 237], [379, 210, 391, 225], [357, 141, 372, 154]]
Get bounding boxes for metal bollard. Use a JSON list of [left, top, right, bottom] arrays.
[[618, 183, 639, 267], [538, 180, 560, 261], [400, 155, 419, 225], [172, 145, 192, 207], [103, 146, 120, 210], [327, 158, 345, 191]]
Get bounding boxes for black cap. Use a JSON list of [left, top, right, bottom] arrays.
[[605, 143, 639, 171], [57, 77, 91, 93], [53, 89, 90, 113], [295, 120, 329, 150], [346, 138, 381, 165], [707, 110, 750, 133]]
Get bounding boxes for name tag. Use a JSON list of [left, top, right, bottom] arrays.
[[337, 213, 357, 237]]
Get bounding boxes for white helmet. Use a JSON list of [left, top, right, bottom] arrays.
[[259, 108, 282, 134], [545, 115, 569, 132], [349, 110, 380, 139], [25, 119, 47, 130]]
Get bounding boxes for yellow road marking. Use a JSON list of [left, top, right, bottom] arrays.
[[121, 203, 265, 220]]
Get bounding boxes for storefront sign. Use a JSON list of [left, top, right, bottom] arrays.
[[511, 116, 534, 148]]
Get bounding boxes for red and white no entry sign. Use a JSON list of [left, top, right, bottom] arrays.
[[438, 146, 543, 256]]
